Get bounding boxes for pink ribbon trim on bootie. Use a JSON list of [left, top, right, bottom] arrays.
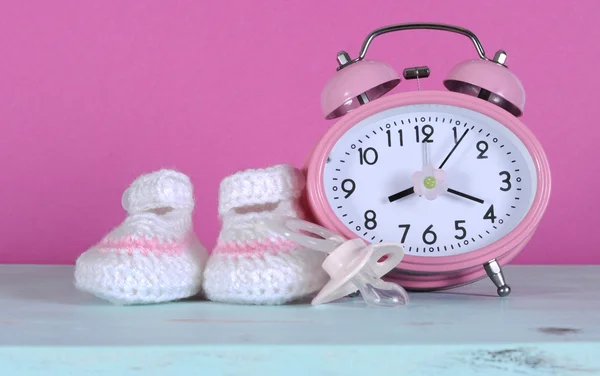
[[213, 238, 302, 257], [96, 234, 192, 256]]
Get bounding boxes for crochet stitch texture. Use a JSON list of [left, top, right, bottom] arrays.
[[74, 169, 208, 305], [202, 164, 328, 305]]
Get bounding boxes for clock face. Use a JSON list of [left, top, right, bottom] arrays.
[[322, 103, 538, 257]]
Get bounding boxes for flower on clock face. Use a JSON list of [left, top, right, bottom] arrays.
[[411, 164, 448, 200]]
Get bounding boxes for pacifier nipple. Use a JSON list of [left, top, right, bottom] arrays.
[[352, 265, 410, 308]]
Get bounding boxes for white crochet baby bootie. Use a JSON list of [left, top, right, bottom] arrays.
[[202, 164, 329, 305], [74, 169, 208, 305]]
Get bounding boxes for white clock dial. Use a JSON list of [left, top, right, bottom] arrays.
[[323, 104, 538, 256]]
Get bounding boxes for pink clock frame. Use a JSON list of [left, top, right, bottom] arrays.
[[303, 90, 551, 290]]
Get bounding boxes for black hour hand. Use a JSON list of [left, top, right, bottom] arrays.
[[388, 187, 415, 203]]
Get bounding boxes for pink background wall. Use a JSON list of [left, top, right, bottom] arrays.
[[1, 0, 598, 265]]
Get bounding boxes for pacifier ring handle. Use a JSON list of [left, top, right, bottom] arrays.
[[368, 243, 405, 278], [339, 23, 494, 70], [262, 217, 347, 253]]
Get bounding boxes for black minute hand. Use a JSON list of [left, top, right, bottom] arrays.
[[438, 129, 469, 169], [447, 188, 484, 204]]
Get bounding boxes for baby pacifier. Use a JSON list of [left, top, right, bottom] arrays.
[[262, 216, 409, 307]]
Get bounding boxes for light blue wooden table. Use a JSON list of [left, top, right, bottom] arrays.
[[0, 265, 598, 375]]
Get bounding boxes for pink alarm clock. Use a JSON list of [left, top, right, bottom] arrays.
[[303, 23, 551, 297]]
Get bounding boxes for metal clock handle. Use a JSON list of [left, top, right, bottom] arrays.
[[337, 22, 497, 70]]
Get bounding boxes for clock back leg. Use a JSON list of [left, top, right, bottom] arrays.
[[484, 259, 511, 297]]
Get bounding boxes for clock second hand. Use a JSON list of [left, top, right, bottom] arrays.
[[436, 128, 485, 203], [438, 128, 469, 169]]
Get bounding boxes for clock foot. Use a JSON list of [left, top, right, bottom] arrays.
[[484, 259, 511, 297]]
